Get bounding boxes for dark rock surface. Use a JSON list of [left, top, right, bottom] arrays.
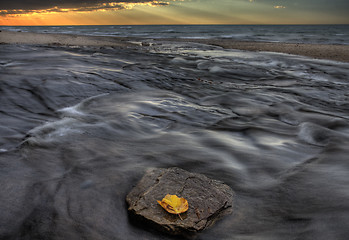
[[126, 167, 234, 237]]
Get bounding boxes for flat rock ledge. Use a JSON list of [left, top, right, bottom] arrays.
[[126, 167, 234, 237]]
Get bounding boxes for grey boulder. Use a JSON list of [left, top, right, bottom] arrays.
[[126, 167, 234, 237]]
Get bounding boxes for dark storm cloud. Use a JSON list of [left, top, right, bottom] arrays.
[[0, 0, 170, 13], [0, 4, 125, 16]]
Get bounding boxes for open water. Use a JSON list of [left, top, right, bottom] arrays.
[[0, 25, 349, 240], [2, 24, 349, 44]]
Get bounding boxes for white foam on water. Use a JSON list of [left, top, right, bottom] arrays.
[[26, 118, 84, 145], [196, 60, 210, 70], [58, 105, 86, 118], [170, 57, 191, 65], [209, 66, 227, 73]]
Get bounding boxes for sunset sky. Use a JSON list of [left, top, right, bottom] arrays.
[[0, 0, 348, 26]]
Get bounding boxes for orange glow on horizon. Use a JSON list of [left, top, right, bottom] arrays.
[[0, 12, 88, 26], [1, 0, 346, 26]]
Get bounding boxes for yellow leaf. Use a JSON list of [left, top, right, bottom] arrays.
[[157, 194, 189, 219]]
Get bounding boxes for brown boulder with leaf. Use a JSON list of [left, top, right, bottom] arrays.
[[126, 167, 234, 237]]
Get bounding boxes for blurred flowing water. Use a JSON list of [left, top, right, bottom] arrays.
[[0, 40, 349, 240]]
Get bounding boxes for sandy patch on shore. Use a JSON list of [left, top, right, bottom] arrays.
[[1, 30, 348, 62], [0, 30, 133, 47], [163, 38, 349, 63]]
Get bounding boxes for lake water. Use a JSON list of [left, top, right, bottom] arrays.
[[0, 25, 349, 240], [2, 24, 349, 44]]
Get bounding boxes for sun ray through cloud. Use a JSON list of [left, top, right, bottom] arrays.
[[0, 0, 348, 25]]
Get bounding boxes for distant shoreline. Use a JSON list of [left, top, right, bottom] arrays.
[[1, 30, 348, 62], [164, 38, 349, 63]]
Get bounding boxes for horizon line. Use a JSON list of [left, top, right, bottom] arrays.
[[2, 23, 349, 27]]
